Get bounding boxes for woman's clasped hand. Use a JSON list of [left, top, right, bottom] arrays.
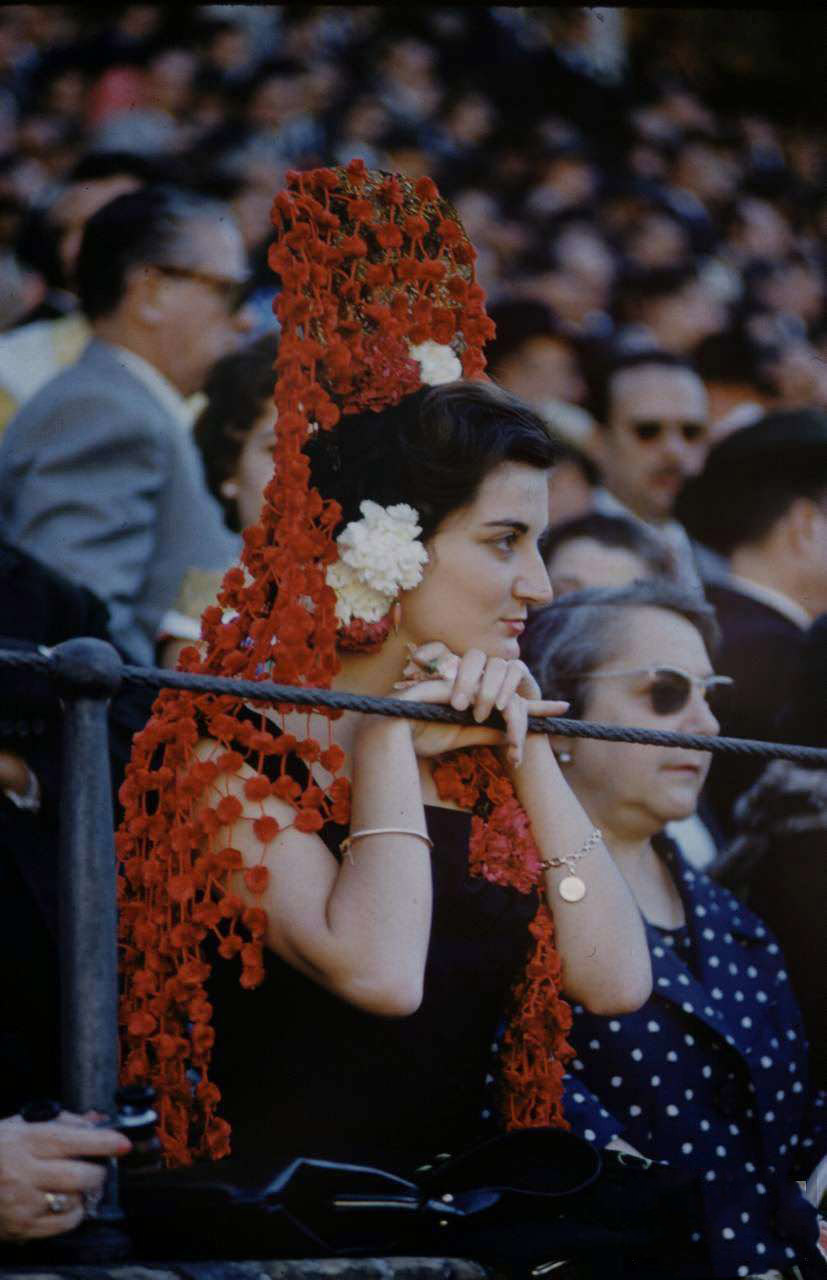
[[393, 641, 570, 766]]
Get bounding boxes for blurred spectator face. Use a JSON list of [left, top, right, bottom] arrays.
[[441, 92, 495, 147], [547, 461, 595, 527], [767, 340, 827, 409], [44, 68, 87, 118], [16, 115, 77, 189], [230, 156, 287, 252], [523, 228, 615, 331], [54, 174, 144, 285], [525, 269, 599, 331], [659, 87, 716, 134], [0, 249, 43, 328], [379, 37, 441, 120], [384, 37, 436, 87], [761, 257, 824, 328], [546, 537, 652, 596], [382, 142, 431, 180], [231, 404, 276, 529], [786, 130, 824, 186], [494, 335, 586, 407], [638, 276, 727, 355], [247, 72, 305, 130], [623, 211, 689, 269], [282, 12, 340, 63], [555, 224, 615, 297], [341, 98, 391, 144], [672, 139, 741, 206], [304, 61, 342, 115], [599, 364, 710, 521], [116, 6, 162, 42], [20, 5, 78, 44], [527, 154, 597, 217], [206, 24, 251, 74], [145, 49, 196, 116], [453, 188, 497, 242], [727, 196, 793, 263], [150, 215, 251, 397], [628, 140, 671, 182]]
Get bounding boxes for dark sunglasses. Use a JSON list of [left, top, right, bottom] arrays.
[[153, 264, 250, 313], [584, 665, 732, 716], [631, 420, 707, 444]]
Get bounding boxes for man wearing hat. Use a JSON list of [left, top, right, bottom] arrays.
[[676, 408, 827, 837]]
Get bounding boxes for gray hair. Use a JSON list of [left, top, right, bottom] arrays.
[[520, 578, 719, 718]]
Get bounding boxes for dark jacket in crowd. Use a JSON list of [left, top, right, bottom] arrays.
[[0, 537, 153, 1115], [702, 581, 809, 838]]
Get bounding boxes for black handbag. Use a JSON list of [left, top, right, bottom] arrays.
[[115, 1128, 708, 1279]]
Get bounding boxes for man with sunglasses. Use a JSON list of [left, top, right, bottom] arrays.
[[591, 349, 713, 589], [0, 186, 248, 664]]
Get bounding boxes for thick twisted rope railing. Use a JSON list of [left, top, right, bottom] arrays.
[[3, 633, 824, 1262], [2, 643, 825, 765]]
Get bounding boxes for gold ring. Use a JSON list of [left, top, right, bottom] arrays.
[[44, 1191, 71, 1215]]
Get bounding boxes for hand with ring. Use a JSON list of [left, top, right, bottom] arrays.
[[0, 1111, 131, 1242], [44, 1190, 72, 1215]]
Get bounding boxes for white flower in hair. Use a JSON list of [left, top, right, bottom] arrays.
[[327, 500, 429, 625], [409, 340, 462, 386]]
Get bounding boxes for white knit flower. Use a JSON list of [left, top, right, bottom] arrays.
[[327, 500, 429, 625], [409, 340, 462, 386]]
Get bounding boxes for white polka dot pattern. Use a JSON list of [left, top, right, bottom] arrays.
[[560, 836, 824, 1277]]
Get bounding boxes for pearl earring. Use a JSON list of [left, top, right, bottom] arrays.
[[555, 749, 572, 765], [220, 479, 239, 500]]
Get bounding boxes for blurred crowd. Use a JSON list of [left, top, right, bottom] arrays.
[[0, 4, 825, 1263], [0, 5, 825, 404]]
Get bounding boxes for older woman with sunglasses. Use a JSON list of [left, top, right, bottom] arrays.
[[521, 578, 826, 1280]]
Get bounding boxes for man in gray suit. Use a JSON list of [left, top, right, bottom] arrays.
[[0, 187, 249, 663]]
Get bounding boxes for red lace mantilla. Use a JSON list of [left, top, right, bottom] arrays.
[[117, 160, 573, 1166]]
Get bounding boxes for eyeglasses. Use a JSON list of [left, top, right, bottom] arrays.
[[153, 265, 251, 313], [583, 665, 733, 716], [631, 420, 708, 444]]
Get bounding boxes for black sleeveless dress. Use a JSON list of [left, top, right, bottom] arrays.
[[205, 722, 538, 1173]]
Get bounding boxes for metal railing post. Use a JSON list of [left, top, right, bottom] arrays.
[[51, 636, 130, 1259]]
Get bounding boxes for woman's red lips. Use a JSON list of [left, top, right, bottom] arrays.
[[501, 619, 525, 634]]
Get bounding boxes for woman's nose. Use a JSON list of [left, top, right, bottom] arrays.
[[685, 690, 720, 736], [517, 552, 554, 606]]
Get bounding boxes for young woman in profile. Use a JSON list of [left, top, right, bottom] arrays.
[[117, 163, 651, 1179]]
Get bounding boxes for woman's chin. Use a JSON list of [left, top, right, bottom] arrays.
[[493, 635, 522, 660], [658, 788, 703, 824]]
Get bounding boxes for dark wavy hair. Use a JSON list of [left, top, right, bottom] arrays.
[[305, 380, 557, 539]]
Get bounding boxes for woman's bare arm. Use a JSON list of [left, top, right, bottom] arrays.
[[196, 715, 433, 1016], [403, 643, 652, 1017]]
